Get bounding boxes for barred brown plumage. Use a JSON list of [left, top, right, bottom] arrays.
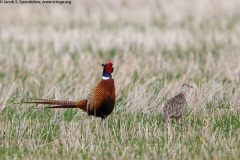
[[161, 83, 193, 123], [20, 62, 115, 120]]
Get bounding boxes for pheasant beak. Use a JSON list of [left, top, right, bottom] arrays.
[[102, 63, 106, 66]]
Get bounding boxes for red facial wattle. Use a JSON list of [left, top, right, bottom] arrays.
[[104, 63, 114, 73]]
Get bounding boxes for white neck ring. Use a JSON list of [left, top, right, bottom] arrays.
[[102, 76, 112, 80]]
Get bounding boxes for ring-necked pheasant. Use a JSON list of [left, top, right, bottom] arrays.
[[22, 62, 115, 120], [161, 83, 193, 123]]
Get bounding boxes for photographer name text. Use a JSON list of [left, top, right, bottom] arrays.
[[0, 0, 71, 4]]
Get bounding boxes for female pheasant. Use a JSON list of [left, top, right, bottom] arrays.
[[23, 62, 115, 120], [161, 83, 193, 123]]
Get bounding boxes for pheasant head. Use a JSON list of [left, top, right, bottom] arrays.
[[180, 83, 193, 95], [102, 62, 114, 79]]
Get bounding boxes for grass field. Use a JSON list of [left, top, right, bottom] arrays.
[[1, 0, 240, 159]]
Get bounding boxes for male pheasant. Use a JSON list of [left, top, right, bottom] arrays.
[[161, 83, 193, 123], [22, 62, 116, 120]]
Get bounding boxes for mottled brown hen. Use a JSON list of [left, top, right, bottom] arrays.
[[161, 83, 193, 123]]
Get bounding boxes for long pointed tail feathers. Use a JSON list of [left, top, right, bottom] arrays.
[[15, 97, 87, 111]]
